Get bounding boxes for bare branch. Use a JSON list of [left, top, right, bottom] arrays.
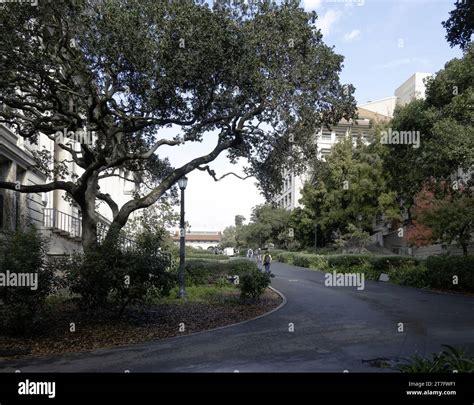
[[197, 165, 252, 181], [0, 180, 73, 194]]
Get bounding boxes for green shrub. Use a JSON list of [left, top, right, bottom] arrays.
[[66, 245, 176, 314], [292, 254, 312, 268], [368, 256, 422, 272], [187, 253, 229, 260], [276, 252, 295, 264], [184, 259, 223, 285], [327, 254, 371, 268], [184, 258, 258, 286], [396, 345, 474, 373], [238, 270, 271, 301], [426, 255, 474, 292], [226, 259, 258, 275], [0, 228, 57, 335], [388, 264, 430, 288], [292, 253, 329, 270]]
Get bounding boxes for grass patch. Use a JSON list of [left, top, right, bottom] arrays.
[[148, 285, 239, 305]]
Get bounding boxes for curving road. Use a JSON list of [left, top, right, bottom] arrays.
[[1, 262, 473, 372]]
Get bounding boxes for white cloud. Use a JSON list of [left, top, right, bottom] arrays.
[[303, 0, 322, 11], [316, 9, 341, 37], [343, 29, 361, 42], [373, 57, 430, 71]]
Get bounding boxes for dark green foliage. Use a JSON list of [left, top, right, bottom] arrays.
[[280, 249, 473, 293], [396, 345, 474, 373], [0, 0, 355, 254], [0, 228, 57, 334], [387, 264, 430, 289], [368, 256, 423, 272], [442, 0, 474, 51], [292, 253, 328, 270], [183, 259, 269, 300], [276, 252, 296, 264], [426, 255, 474, 292], [239, 271, 271, 301], [66, 245, 175, 315], [184, 258, 258, 286], [327, 254, 372, 268]]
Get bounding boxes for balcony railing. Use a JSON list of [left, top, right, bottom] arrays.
[[43, 208, 82, 239], [43, 208, 137, 250]]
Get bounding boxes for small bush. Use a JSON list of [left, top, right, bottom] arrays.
[[426, 255, 474, 292], [292, 254, 312, 268], [66, 245, 176, 314], [396, 345, 474, 373], [226, 259, 258, 275], [388, 264, 429, 288], [276, 252, 295, 264], [184, 258, 259, 286], [368, 256, 422, 272], [184, 259, 223, 285], [0, 228, 57, 335], [238, 270, 271, 301], [292, 253, 329, 270], [188, 253, 229, 260], [327, 254, 371, 268]]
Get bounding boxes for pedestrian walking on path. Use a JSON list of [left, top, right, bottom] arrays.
[[263, 251, 272, 273], [247, 248, 253, 259]]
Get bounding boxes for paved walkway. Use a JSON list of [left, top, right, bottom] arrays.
[[1, 262, 473, 372]]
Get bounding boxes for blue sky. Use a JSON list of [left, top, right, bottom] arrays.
[[164, 0, 463, 231], [305, 0, 462, 103]]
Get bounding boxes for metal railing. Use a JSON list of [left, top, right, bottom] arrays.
[[43, 208, 82, 238], [43, 208, 137, 250]]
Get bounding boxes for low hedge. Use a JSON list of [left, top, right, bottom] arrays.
[[183, 258, 270, 300], [184, 258, 258, 286], [276, 252, 296, 264], [187, 253, 228, 260], [426, 255, 474, 292], [274, 250, 474, 293], [292, 253, 329, 270]]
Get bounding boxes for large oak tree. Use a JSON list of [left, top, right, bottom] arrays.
[[0, 0, 355, 252]]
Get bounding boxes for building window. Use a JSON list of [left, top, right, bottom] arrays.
[[288, 194, 292, 207], [321, 130, 331, 140], [321, 149, 331, 158]]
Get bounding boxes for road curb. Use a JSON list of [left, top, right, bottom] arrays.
[[156, 285, 288, 342]]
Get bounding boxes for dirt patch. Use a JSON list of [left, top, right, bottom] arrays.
[[0, 288, 282, 359]]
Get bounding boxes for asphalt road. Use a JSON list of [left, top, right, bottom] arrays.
[[1, 262, 473, 372]]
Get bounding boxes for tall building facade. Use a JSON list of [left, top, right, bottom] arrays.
[[273, 117, 373, 210], [395, 72, 433, 106]]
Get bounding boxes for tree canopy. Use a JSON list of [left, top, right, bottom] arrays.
[[442, 0, 473, 51], [0, 0, 355, 252], [385, 46, 474, 209]]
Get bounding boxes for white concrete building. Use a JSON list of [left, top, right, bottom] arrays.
[[171, 230, 222, 250], [395, 72, 433, 106], [273, 118, 373, 210], [0, 124, 138, 255], [358, 96, 398, 118]]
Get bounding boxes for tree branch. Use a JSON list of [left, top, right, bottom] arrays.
[[197, 165, 252, 181], [0, 180, 73, 194], [97, 192, 119, 218]]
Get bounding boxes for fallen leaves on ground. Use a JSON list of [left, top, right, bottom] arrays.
[[0, 289, 281, 359]]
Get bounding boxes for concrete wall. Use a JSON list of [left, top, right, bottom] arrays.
[[358, 97, 398, 118], [412, 242, 474, 257], [40, 228, 83, 256], [395, 72, 432, 106]]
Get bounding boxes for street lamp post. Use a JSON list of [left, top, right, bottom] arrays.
[[177, 176, 188, 299]]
